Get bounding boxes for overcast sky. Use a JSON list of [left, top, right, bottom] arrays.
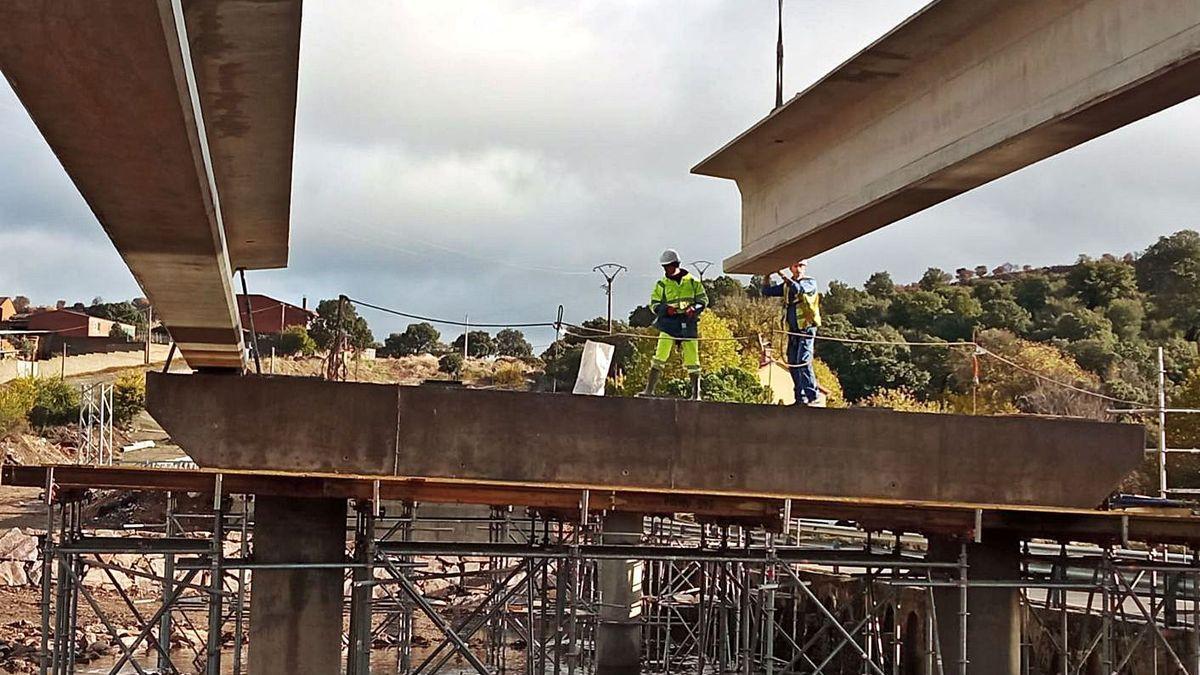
[[3, 1, 1200, 348]]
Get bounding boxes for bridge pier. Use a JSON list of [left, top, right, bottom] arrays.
[[596, 511, 645, 675], [248, 496, 347, 674], [931, 534, 1021, 675]]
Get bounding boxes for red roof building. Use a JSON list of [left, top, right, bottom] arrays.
[[237, 294, 315, 335]]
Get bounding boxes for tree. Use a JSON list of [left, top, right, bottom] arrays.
[[660, 367, 772, 403], [11, 296, 29, 313], [628, 305, 655, 328], [948, 329, 1104, 417], [614, 313, 753, 396], [108, 323, 132, 341], [540, 340, 584, 391], [860, 388, 948, 413], [380, 322, 441, 357], [1053, 309, 1113, 342], [1066, 258, 1137, 308], [309, 299, 374, 351], [864, 271, 896, 298], [918, 268, 952, 291], [817, 315, 930, 401], [1066, 338, 1119, 376], [1136, 230, 1200, 333], [980, 298, 1032, 335], [112, 371, 146, 427], [933, 286, 982, 341], [438, 352, 463, 375], [495, 328, 533, 358], [886, 290, 946, 333], [451, 330, 496, 358], [1106, 298, 1144, 341], [970, 279, 1012, 304], [87, 300, 145, 329], [973, 265, 989, 278], [1013, 274, 1053, 313], [704, 275, 748, 307], [955, 268, 975, 284], [822, 280, 868, 316], [273, 325, 317, 356]]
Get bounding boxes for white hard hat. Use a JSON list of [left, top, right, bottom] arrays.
[[659, 249, 681, 265]]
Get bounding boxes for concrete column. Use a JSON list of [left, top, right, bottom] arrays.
[[596, 511, 644, 675], [249, 496, 347, 675], [930, 534, 1021, 675]]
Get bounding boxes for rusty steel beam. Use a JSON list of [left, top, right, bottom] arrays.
[[9, 464, 1200, 546]]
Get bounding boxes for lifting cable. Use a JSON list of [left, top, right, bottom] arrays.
[[775, 0, 785, 110]]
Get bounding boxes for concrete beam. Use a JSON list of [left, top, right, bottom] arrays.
[[0, 1, 302, 368], [0, 1, 245, 369], [184, 0, 301, 271], [693, 0, 1200, 273], [146, 373, 1145, 509]]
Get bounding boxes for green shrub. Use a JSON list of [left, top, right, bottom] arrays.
[[274, 325, 317, 357], [491, 362, 527, 389], [438, 352, 463, 376], [0, 378, 38, 437], [113, 371, 146, 427], [660, 367, 772, 404], [28, 378, 79, 428]]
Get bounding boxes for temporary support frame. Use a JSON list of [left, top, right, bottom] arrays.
[[21, 464, 1200, 674]]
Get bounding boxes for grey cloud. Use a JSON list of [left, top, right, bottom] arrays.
[[3, 1, 1199, 343]]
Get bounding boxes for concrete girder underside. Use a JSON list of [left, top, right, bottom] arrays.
[[145, 373, 1145, 509], [0, 0, 301, 369], [693, 0, 1200, 273]]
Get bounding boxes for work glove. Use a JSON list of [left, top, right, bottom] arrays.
[[685, 307, 697, 320]]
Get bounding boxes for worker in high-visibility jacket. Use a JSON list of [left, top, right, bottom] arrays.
[[641, 249, 709, 400], [762, 259, 823, 405]]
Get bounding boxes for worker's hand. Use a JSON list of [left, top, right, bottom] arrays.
[[685, 307, 697, 320], [666, 306, 678, 316]]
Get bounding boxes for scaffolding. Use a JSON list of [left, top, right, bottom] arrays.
[[77, 382, 114, 466], [28, 472, 1200, 675]]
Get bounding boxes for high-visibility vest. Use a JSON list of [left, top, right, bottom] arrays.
[[787, 278, 821, 329], [650, 274, 707, 313]]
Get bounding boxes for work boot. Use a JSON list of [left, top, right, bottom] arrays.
[[689, 372, 702, 401], [639, 367, 662, 397]]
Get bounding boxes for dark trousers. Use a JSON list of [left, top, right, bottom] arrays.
[[787, 327, 818, 403]]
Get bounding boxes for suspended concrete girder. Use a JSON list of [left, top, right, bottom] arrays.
[[693, 0, 1200, 273], [0, 0, 302, 369], [145, 373, 1145, 509]]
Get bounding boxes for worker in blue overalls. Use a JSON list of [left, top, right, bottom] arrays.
[[762, 259, 822, 405]]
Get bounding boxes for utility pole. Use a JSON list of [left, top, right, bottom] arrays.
[[144, 305, 152, 366], [1158, 345, 1168, 498], [691, 260, 714, 282], [592, 263, 628, 333], [463, 314, 469, 360]]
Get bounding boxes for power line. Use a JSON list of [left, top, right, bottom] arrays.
[[346, 296, 556, 329]]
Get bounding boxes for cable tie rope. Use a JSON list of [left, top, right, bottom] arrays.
[[342, 297, 1152, 408]]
